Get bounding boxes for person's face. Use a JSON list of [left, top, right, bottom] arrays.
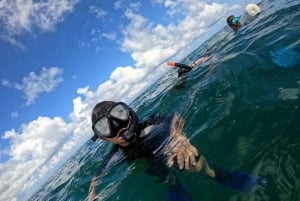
[[92, 102, 135, 146]]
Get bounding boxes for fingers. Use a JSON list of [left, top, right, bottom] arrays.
[[189, 152, 197, 166], [177, 152, 184, 170], [184, 152, 190, 170], [188, 145, 199, 156], [169, 137, 199, 170], [167, 153, 176, 167], [166, 118, 202, 171]]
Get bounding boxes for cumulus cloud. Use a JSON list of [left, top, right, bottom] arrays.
[[69, 0, 234, 127], [2, 67, 64, 106], [120, 1, 238, 70], [0, 0, 80, 45], [0, 116, 74, 200]]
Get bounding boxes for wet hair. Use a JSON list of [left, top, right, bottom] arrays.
[[91, 101, 116, 125], [227, 15, 234, 26]]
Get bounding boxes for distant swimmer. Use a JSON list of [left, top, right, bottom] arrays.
[[227, 15, 241, 32], [227, 4, 261, 32], [167, 61, 193, 77], [167, 47, 215, 77]]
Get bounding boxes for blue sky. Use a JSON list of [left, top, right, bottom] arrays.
[[0, 0, 258, 200]]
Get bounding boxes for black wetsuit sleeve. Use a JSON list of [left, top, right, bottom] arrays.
[[145, 159, 170, 183], [138, 113, 175, 182], [174, 63, 192, 70], [178, 66, 192, 77], [138, 115, 163, 127]]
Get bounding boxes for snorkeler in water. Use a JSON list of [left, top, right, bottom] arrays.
[[88, 101, 259, 201], [227, 4, 261, 32], [227, 15, 241, 32], [168, 47, 215, 77]]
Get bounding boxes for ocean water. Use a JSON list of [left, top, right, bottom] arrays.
[[29, 0, 300, 200]]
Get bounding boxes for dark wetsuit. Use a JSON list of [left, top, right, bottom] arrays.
[[94, 115, 174, 182], [178, 67, 192, 77], [177, 51, 212, 77]]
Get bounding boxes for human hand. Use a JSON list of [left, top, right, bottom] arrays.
[[88, 176, 99, 201], [165, 114, 199, 170], [166, 135, 199, 170]]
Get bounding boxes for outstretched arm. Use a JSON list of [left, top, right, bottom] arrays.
[[190, 55, 209, 67], [188, 155, 215, 178], [87, 146, 121, 200], [88, 176, 99, 201], [165, 114, 215, 178], [165, 114, 258, 192]]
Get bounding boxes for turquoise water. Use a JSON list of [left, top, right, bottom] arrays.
[[29, 0, 300, 200]]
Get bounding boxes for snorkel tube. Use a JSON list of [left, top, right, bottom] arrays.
[[167, 61, 192, 71], [121, 109, 138, 144], [167, 61, 193, 77]]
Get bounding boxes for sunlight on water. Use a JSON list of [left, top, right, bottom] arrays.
[[270, 48, 300, 68]]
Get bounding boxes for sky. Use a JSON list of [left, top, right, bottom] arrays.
[[0, 0, 258, 200]]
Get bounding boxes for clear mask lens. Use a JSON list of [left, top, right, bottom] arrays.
[[110, 104, 130, 121], [93, 103, 131, 138], [94, 116, 110, 137]]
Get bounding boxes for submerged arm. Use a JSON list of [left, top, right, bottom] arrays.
[[164, 114, 258, 192], [165, 114, 216, 178], [88, 176, 99, 201], [88, 146, 120, 201]]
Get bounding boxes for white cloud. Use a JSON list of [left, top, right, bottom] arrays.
[[111, 66, 146, 83], [120, 4, 213, 69], [114, 0, 122, 10], [1, 79, 12, 87], [80, 1, 232, 107], [0, 0, 80, 45], [89, 5, 107, 19], [0, 116, 74, 200], [101, 32, 117, 41], [2, 67, 64, 106], [113, 0, 141, 11], [129, 2, 141, 11]]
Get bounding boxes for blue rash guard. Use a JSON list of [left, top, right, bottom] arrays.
[[94, 114, 175, 182]]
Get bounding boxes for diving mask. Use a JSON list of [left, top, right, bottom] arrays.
[[92, 102, 138, 143]]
